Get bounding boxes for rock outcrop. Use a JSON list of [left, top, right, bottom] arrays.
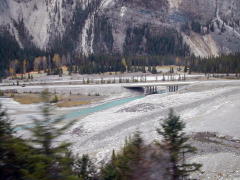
[[1, 0, 240, 57]]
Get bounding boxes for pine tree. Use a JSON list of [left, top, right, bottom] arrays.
[[0, 103, 13, 154], [162, 74, 166, 81], [101, 131, 143, 180], [184, 66, 188, 73], [51, 94, 59, 103], [157, 109, 201, 180], [87, 78, 90, 84], [0, 104, 33, 180], [0, 90, 4, 96], [148, 66, 152, 73], [178, 74, 181, 81], [25, 90, 78, 180], [0, 103, 15, 179], [73, 154, 97, 180], [151, 66, 157, 74]]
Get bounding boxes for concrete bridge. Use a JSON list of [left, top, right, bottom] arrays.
[[123, 81, 196, 94]]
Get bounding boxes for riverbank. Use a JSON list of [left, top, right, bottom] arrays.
[[1, 79, 240, 179], [4, 92, 104, 107]]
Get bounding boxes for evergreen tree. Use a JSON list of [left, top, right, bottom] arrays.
[[162, 74, 166, 81], [101, 131, 143, 180], [178, 74, 181, 81], [184, 66, 188, 73], [0, 90, 4, 96], [151, 66, 157, 74], [0, 104, 13, 168], [157, 109, 201, 180], [148, 66, 152, 73], [25, 90, 78, 180], [0, 104, 33, 180], [51, 94, 59, 103], [74, 154, 97, 180]]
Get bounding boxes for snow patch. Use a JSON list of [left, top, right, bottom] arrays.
[[168, 0, 182, 9], [101, 0, 114, 9], [120, 6, 127, 17], [81, 14, 95, 55]]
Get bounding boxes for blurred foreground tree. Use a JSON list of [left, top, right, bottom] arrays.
[[101, 131, 143, 180], [23, 90, 79, 180], [0, 94, 202, 180], [74, 154, 97, 180], [0, 104, 34, 180]]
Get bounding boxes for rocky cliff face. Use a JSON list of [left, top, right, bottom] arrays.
[[1, 0, 240, 57]]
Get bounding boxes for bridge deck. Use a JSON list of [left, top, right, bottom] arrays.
[[122, 81, 197, 88]]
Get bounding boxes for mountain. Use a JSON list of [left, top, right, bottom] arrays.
[[1, 0, 240, 58]]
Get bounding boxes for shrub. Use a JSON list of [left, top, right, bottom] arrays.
[[50, 95, 59, 103], [0, 91, 4, 96]]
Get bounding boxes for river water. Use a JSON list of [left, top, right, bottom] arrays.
[[14, 95, 145, 131]]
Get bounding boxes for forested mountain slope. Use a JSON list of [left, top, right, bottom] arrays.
[[0, 0, 240, 59]]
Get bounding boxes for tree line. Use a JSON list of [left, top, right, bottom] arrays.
[[4, 51, 240, 79], [5, 53, 185, 78], [0, 91, 201, 180], [0, 29, 45, 78], [188, 53, 240, 75]]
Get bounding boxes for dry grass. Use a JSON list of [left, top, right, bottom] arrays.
[[57, 100, 90, 107], [11, 93, 100, 107], [13, 94, 43, 104]]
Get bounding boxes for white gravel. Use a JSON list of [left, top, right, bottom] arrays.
[[190, 153, 240, 179], [1, 80, 240, 179]]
